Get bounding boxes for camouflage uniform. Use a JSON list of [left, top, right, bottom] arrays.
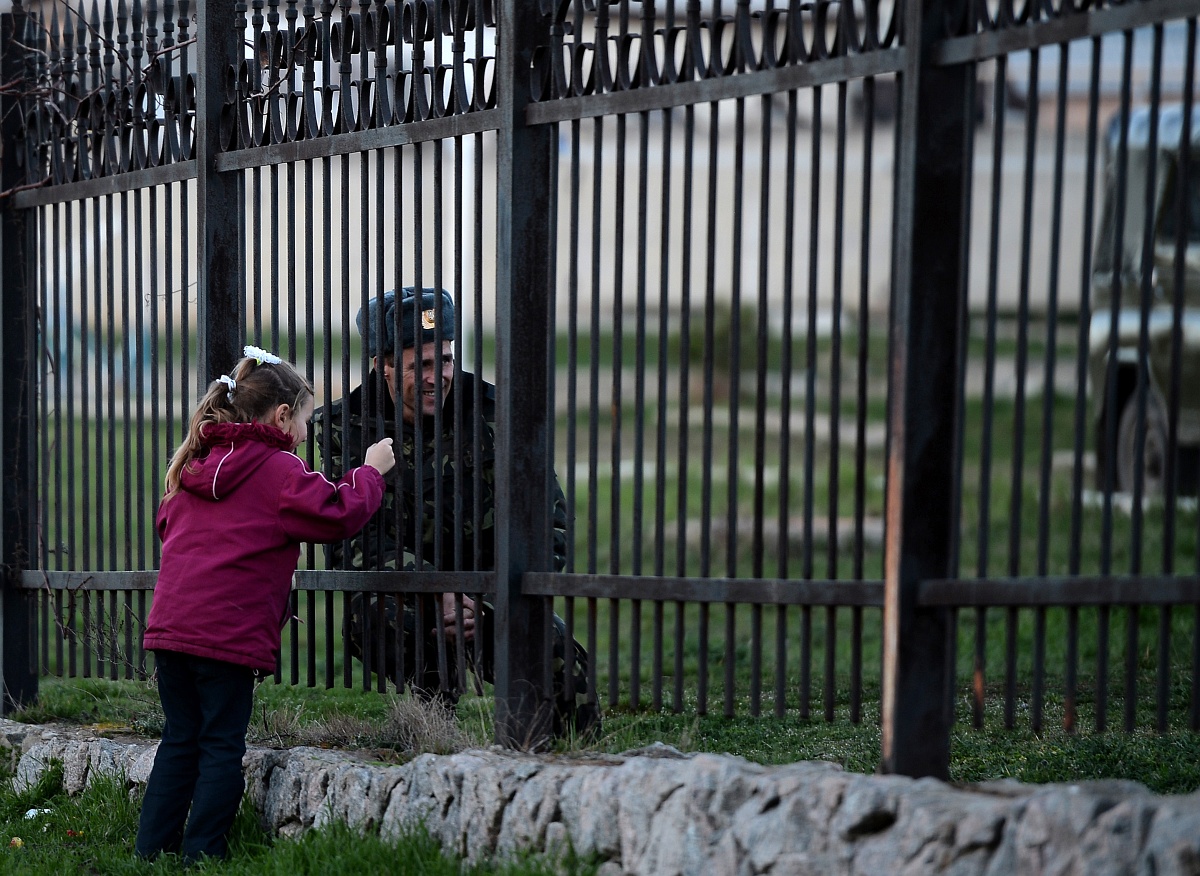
[[313, 367, 598, 738]]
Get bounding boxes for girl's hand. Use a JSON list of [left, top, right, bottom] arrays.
[[364, 438, 396, 475]]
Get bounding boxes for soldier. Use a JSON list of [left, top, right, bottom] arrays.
[[314, 287, 599, 740]]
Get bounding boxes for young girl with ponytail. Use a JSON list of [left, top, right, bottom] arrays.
[[135, 345, 395, 863]]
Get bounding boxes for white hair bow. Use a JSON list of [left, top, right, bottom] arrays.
[[244, 344, 282, 365]]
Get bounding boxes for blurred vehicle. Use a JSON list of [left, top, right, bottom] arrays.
[[1090, 103, 1200, 495]]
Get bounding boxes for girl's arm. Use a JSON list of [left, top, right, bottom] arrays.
[[277, 455, 386, 543]]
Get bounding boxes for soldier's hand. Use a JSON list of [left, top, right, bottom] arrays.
[[437, 593, 477, 643], [364, 438, 396, 475]]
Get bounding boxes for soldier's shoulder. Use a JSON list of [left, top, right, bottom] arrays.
[[460, 371, 497, 409], [313, 385, 364, 424]]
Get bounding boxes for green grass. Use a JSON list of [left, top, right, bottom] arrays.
[[0, 760, 599, 874], [16, 664, 1200, 797]]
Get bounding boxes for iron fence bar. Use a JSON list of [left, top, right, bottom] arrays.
[[361, 147, 377, 694], [1004, 47, 1040, 733], [882, 0, 970, 778], [148, 188, 160, 580], [1125, 606, 1139, 732], [1100, 32, 1135, 573], [650, 98, 671, 712], [968, 66, 1007, 732], [1131, 27, 1166, 577], [674, 98, 695, 715], [799, 604, 812, 719], [1166, 22, 1198, 570], [469, 127, 485, 696], [197, 0, 245, 400], [977, 65, 1003, 585], [214, 112, 503, 171], [451, 145, 474, 695], [587, 117, 601, 582], [36, 204, 49, 676], [774, 87, 799, 718], [851, 605, 863, 723], [1004, 606, 1016, 729], [1067, 36, 1102, 580], [1173, 19, 1198, 732], [697, 97, 718, 717], [91, 195, 105, 675], [1009, 49, 1038, 581], [933, 0, 1200, 67], [1038, 46, 1067, 580], [829, 83, 847, 584], [694, 599, 710, 716], [945, 37, 973, 731], [527, 49, 906, 124], [181, 176, 194, 455], [0, 0, 36, 691], [338, 148, 353, 692], [1157, 606, 1171, 731], [723, 602, 736, 715], [802, 88, 820, 586], [51, 202, 66, 674], [106, 188, 118, 678], [611, 102, 630, 698], [133, 191, 146, 574], [1031, 45, 1072, 735], [163, 182, 175, 527], [972, 608, 985, 728], [753, 81, 772, 712], [10, 161, 199, 210], [632, 105, 650, 710], [798, 84, 824, 723], [523, 572, 884, 604], [251, 168, 263, 340], [0, 8, 38, 700], [919, 576, 1200, 605], [494, 0, 556, 745], [1097, 603, 1111, 732], [855, 78, 875, 585], [1065, 605, 1078, 733], [293, 159, 314, 689], [725, 91, 746, 719], [78, 191, 91, 681]]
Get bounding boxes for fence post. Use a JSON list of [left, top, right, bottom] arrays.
[[196, 0, 245, 376], [493, 0, 556, 747], [0, 6, 40, 712], [881, 0, 972, 778]]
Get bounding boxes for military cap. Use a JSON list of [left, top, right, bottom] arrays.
[[357, 287, 456, 355]]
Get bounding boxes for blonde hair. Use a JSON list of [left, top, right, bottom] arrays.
[[163, 353, 313, 500]]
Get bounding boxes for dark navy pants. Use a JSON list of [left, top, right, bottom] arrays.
[[135, 650, 255, 863]]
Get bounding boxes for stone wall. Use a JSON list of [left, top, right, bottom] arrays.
[[3, 719, 1200, 875]]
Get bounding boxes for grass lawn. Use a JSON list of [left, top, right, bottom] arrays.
[[0, 762, 598, 874]]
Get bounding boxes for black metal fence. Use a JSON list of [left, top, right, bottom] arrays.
[[2, 0, 1200, 777]]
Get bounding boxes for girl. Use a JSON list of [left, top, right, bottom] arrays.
[[135, 345, 395, 863]]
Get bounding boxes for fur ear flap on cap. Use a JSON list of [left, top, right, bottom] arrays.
[[356, 289, 398, 356]]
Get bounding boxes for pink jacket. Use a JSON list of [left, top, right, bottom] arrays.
[[144, 421, 384, 671]]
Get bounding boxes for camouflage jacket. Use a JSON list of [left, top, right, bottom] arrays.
[[313, 369, 568, 573]]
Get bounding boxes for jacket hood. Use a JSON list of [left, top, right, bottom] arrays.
[[178, 421, 295, 501]]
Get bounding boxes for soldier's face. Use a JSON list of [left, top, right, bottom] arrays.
[[383, 341, 454, 423]]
